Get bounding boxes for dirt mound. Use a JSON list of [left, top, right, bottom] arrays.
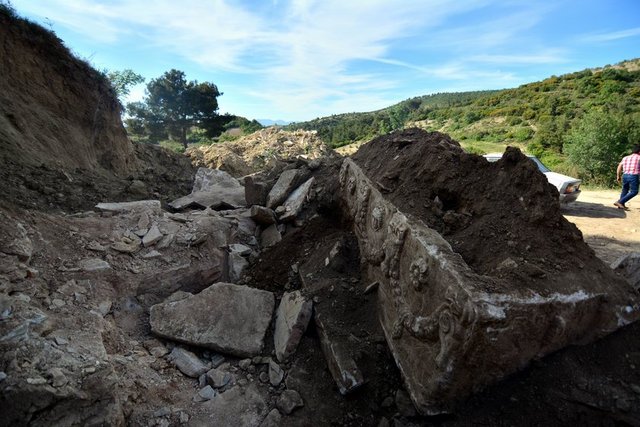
[[0, 10, 196, 212], [352, 128, 608, 291], [186, 127, 329, 177]]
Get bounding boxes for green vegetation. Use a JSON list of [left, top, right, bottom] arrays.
[[289, 59, 640, 185], [106, 69, 145, 101]]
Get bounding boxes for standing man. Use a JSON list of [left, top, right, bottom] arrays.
[[614, 144, 640, 210]]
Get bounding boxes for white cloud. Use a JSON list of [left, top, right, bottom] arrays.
[[580, 27, 640, 43]]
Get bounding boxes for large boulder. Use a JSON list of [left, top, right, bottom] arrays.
[[150, 283, 275, 357], [169, 168, 246, 211]]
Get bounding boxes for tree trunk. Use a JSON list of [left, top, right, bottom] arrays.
[[181, 126, 187, 149]]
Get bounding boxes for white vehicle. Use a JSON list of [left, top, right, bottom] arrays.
[[483, 153, 581, 203]]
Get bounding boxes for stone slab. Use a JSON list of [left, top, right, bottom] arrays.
[[266, 169, 300, 208], [279, 177, 314, 222], [95, 200, 161, 214], [274, 291, 313, 362], [338, 158, 640, 414], [169, 168, 246, 211], [150, 282, 275, 357]]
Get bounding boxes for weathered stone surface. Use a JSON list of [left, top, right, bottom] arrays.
[[189, 384, 269, 427], [266, 169, 300, 208], [612, 252, 640, 290], [274, 291, 313, 362], [169, 168, 246, 211], [314, 307, 365, 395], [259, 408, 282, 427], [245, 175, 270, 206], [339, 158, 640, 414], [268, 360, 284, 386], [276, 389, 304, 415], [168, 347, 209, 378], [250, 205, 277, 225], [150, 282, 275, 357], [229, 243, 252, 256], [206, 368, 233, 388], [78, 258, 111, 272], [0, 214, 33, 262], [279, 177, 315, 222], [228, 252, 249, 282], [142, 224, 163, 247], [95, 200, 161, 214], [260, 224, 281, 248]]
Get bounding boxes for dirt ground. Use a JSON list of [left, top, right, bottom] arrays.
[[563, 189, 640, 265]]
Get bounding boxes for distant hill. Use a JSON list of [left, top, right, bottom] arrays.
[[287, 59, 640, 159], [257, 119, 291, 126]]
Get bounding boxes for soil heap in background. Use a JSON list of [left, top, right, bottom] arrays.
[[352, 128, 606, 290], [186, 127, 328, 177], [0, 9, 195, 212]]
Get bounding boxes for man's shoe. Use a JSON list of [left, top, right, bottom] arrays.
[[614, 202, 625, 209]]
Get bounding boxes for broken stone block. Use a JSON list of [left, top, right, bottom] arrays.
[[206, 368, 233, 388], [276, 389, 304, 415], [111, 241, 141, 254], [279, 177, 314, 222], [229, 243, 252, 256], [250, 205, 277, 225], [194, 385, 217, 402], [169, 168, 246, 211], [228, 252, 249, 283], [150, 282, 275, 357], [274, 291, 313, 362], [260, 224, 281, 248], [142, 224, 163, 247], [244, 175, 270, 206], [266, 169, 300, 208], [168, 347, 209, 378], [338, 158, 640, 414], [95, 200, 161, 214]]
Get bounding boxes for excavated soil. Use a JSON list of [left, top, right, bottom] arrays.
[[352, 129, 618, 296]]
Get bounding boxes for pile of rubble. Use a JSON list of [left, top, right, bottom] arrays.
[[1, 129, 640, 426], [186, 127, 329, 177]]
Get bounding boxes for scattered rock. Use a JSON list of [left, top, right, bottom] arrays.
[[169, 168, 246, 211], [268, 360, 284, 386], [167, 347, 209, 378], [228, 252, 249, 282], [279, 177, 315, 222], [259, 408, 282, 427], [244, 175, 270, 206], [190, 384, 269, 426], [250, 205, 277, 226], [260, 224, 281, 248], [276, 389, 304, 415], [206, 368, 233, 388], [195, 385, 217, 402], [95, 200, 161, 214], [142, 224, 163, 247]]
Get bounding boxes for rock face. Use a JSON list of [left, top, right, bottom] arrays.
[[339, 157, 640, 414], [150, 282, 275, 357], [169, 168, 246, 211]]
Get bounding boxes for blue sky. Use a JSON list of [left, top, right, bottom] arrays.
[[11, 0, 640, 122]]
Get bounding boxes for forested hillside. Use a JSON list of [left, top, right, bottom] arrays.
[[289, 59, 640, 185]]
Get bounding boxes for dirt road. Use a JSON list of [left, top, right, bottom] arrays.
[[562, 189, 640, 264]]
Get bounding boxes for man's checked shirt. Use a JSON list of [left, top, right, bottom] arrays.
[[620, 153, 640, 175]]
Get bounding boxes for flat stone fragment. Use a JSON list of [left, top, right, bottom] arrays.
[[169, 168, 245, 211], [168, 347, 209, 378], [268, 360, 284, 386], [95, 200, 161, 214], [78, 258, 111, 272], [266, 169, 300, 208], [274, 291, 313, 362], [244, 175, 270, 206], [279, 177, 315, 222], [338, 158, 640, 414], [150, 282, 275, 357], [111, 241, 140, 254], [142, 224, 163, 247], [314, 308, 365, 395]]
